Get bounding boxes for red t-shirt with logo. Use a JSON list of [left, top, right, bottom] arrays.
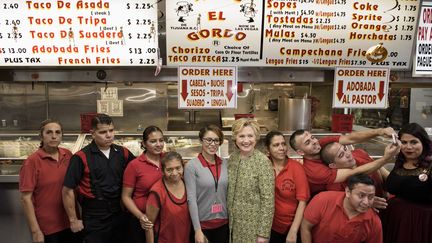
[[272, 158, 310, 234]]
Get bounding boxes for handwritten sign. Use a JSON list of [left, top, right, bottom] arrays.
[[333, 67, 389, 108], [178, 66, 237, 109]]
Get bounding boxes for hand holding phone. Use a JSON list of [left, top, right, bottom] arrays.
[[391, 134, 397, 145]]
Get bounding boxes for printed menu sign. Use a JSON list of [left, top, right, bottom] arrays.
[[167, 0, 419, 69], [413, 2, 432, 76], [166, 0, 263, 66], [0, 0, 158, 66], [178, 66, 237, 109], [333, 67, 389, 109]]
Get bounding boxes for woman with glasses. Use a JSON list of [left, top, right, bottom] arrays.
[[145, 152, 191, 243], [184, 125, 229, 243], [228, 118, 274, 243], [122, 126, 165, 243]]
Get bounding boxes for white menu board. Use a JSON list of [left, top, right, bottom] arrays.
[[413, 2, 432, 76], [166, 0, 419, 69], [0, 0, 158, 66], [166, 0, 263, 66]]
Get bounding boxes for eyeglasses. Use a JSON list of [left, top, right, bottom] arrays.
[[202, 137, 220, 145]]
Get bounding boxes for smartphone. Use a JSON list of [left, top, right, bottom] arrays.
[[391, 134, 397, 145]]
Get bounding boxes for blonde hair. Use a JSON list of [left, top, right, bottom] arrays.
[[231, 118, 260, 142]]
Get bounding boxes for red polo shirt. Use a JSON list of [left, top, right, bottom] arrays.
[[302, 136, 340, 196], [19, 148, 72, 235], [326, 149, 386, 197], [272, 158, 310, 234], [304, 191, 382, 243], [123, 153, 163, 212]]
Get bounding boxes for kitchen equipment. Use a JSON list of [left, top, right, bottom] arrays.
[[278, 98, 311, 131]]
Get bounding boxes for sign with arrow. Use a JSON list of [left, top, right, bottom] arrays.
[[333, 67, 389, 109], [178, 66, 237, 109]]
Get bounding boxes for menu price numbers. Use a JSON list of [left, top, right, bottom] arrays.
[[315, 18, 330, 24], [129, 58, 156, 65], [300, 10, 314, 16], [221, 56, 240, 63], [128, 33, 152, 39], [299, 0, 314, 3], [0, 47, 26, 54], [0, 32, 23, 39], [126, 3, 152, 10], [127, 19, 152, 26], [394, 25, 414, 31], [398, 5, 417, 11], [334, 0, 347, 5], [395, 16, 416, 22], [399, 34, 412, 41], [299, 60, 309, 64], [334, 24, 347, 30], [129, 47, 157, 54], [4, 19, 20, 25], [301, 33, 316, 38], [334, 12, 346, 17], [333, 38, 345, 43], [349, 60, 367, 65], [3, 3, 19, 9]]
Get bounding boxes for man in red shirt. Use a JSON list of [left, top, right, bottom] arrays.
[[320, 141, 389, 198], [301, 174, 382, 243], [289, 128, 399, 196]]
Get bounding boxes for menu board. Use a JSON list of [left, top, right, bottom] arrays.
[[166, 0, 419, 69], [0, 0, 158, 66], [166, 0, 263, 66], [413, 2, 432, 76]]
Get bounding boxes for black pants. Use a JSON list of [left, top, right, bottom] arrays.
[[45, 229, 82, 243], [127, 214, 146, 243], [269, 229, 302, 243], [81, 198, 129, 243], [202, 223, 229, 243]]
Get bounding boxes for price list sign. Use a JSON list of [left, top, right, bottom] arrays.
[[166, 0, 263, 66], [263, 0, 419, 69], [0, 0, 158, 66], [413, 2, 432, 76]]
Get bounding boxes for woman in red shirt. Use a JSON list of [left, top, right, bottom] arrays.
[[145, 152, 191, 243], [265, 131, 310, 243], [20, 119, 81, 243], [122, 125, 165, 243]]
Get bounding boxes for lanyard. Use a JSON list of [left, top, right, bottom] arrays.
[[202, 154, 219, 193]]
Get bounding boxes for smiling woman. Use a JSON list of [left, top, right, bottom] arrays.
[[382, 123, 432, 243], [228, 118, 274, 243]]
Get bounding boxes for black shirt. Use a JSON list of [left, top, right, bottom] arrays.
[[386, 166, 432, 204], [64, 140, 135, 200]]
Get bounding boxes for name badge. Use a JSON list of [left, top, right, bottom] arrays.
[[211, 204, 223, 214]]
